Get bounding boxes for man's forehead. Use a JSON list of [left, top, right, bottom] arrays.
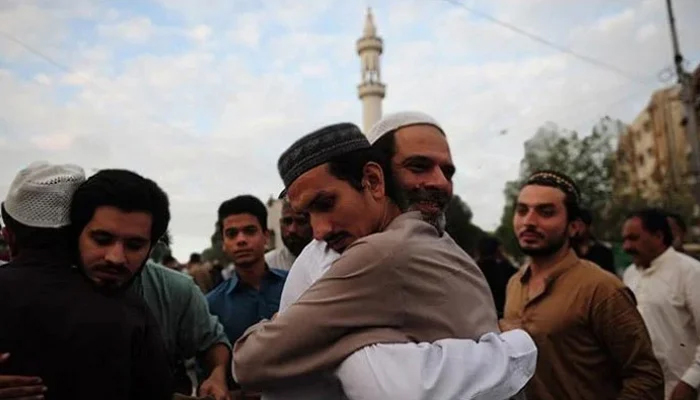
[[287, 164, 337, 207], [518, 184, 566, 203], [88, 206, 152, 237], [222, 213, 260, 229], [394, 125, 451, 159]]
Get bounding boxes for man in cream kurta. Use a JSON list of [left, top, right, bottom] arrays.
[[623, 208, 700, 400]]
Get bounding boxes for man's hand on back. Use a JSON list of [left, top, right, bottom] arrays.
[[0, 353, 46, 399]]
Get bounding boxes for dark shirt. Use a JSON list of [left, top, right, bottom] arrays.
[[0, 249, 174, 400], [206, 267, 288, 345], [477, 258, 517, 318], [582, 241, 616, 275]]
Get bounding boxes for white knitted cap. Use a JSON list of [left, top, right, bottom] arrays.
[[367, 111, 444, 145], [3, 161, 86, 228]]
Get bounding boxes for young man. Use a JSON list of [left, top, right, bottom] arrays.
[[206, 195, 287, 395], [233, 122, 510, 397], [503, 170, 664, 399], [264, 200, 312, 271], [263, 112, 536, 400], [74, 170, 230, 400], [0, 163, 174, 399], [623, 208, 700, 400]]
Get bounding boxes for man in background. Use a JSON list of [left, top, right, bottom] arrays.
[[475, 235, 516, 318], [575, 208, 616, 275], [264, 200, 312, 271], [667, 211, 688, 253], [623, 208, 700, 400]]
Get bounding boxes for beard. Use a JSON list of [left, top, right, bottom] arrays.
[[281, 234, 311, 256], [518, 228, 568, 258], [396, 186, 450, 234], [78, 259, 146, 295]]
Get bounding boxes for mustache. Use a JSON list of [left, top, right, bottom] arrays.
[[323, 232, 350, 244], [519, 227, 544, 238], [93, 262, 131, 277], [404, 187, 450, 209]]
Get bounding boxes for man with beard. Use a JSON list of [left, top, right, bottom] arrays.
[[622, 208, 700, 400], [0, 163, 173, 399], [234, 121, 535, 399], [261, 112, 535, 400], [502, 170, 663, 400], [264, 200, 312, 271], [206, 195, 288, 392]]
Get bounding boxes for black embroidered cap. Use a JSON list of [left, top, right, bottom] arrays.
[[277, 122, 370, 198]]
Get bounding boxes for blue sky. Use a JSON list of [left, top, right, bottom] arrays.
[[1, 0, 699, 260]]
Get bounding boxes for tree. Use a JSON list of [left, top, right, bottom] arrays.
[[495, 120, 618, 259], [201, 223, 230, 265], [445, 195, 487, 256], [149, 229, 173, 263]]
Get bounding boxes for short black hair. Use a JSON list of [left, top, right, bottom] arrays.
[[189, 253, 201, 264], [579, 208, 593, 226], [326, 147, 401, 208], [70, 169, 171, 244], [477, 235, 501, 258], [626, 208, 673, 247], [162, 254, 177, 265], [522, 169, 581, 222], [1, 204, 71, 251], [217, 195, 268, 234], [666, 211, 687, 234]]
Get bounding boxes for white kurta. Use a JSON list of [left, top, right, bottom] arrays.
[[624, 247, 700, 399], [260, 239, 536, 400]]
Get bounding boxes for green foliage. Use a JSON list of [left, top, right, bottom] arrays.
[[201, 223, 230, 265], [495, 120, 618, 259]]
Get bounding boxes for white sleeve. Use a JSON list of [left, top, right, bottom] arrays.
[[681, 263, 700, 388], [335, 329, 537, 400]]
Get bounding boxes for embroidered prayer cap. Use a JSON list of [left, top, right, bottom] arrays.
[[277, 123, 370, 198], [3, 161, 86, 228], [366, 111, 444, 145], [524, 170, 581, 205]]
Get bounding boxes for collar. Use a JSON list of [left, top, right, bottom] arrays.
[[225, 265, 285, 294], [519, 248, 579, 284], [637, 246, 675, 275]]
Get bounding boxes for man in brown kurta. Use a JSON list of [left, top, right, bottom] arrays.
[[503, 170, 663, 400], [233, 122, 500, 388]]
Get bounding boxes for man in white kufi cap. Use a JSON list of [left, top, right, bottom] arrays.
[[252, 113, 536, 400], [0, 161, 174, 400]]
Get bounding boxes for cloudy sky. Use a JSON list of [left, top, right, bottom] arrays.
[[1, 0, 699, 260]]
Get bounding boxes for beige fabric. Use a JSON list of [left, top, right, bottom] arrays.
[[233, 211, 499, 388]]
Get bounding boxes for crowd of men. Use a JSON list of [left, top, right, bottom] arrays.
[[0, 111, 698, 400]]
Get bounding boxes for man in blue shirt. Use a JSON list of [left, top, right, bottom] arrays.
[[206, 195, 287, 385]]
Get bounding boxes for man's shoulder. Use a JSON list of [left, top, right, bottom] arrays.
[[270, 267, 289, 277], [144, 261, 196, 289]]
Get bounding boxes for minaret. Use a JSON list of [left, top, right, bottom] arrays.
[[357, 8, 385, 134]]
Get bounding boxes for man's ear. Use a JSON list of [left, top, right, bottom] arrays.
[[361, 162, 386, 199]]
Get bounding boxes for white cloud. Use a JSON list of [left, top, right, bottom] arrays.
[[186, 24, 212, 43], [98, 16, 154, 44], [226, 13, 263, 49], [2, 0, 700, 260]]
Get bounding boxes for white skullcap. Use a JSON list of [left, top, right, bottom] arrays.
[[3, 161, 86, 228], [367, 111, 444, 145]]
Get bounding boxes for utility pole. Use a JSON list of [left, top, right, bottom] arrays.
[[665, 0, 700, 208]]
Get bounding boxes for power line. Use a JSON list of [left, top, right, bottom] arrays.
[[438, 0, 656, 85]]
